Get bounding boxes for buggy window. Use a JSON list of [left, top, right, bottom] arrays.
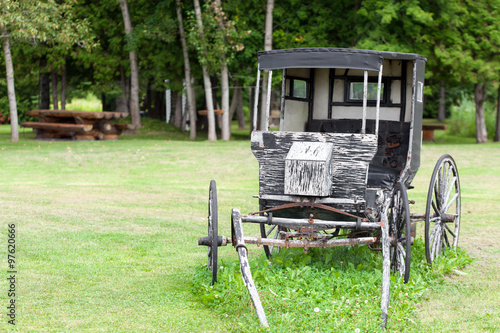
[[348, 81, 384, 101]]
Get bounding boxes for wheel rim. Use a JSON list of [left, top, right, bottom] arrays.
[[208, 180, 218, 284], [389, 182, 411, 283], [425, 155, 461, 265]]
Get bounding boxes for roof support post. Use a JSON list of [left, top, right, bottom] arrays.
[[362, 70, 368, 134], [252, 64, 261, 131], [265, 70, 273, 131], [376, 64, 383, 137], [279, 69, 286, 130]]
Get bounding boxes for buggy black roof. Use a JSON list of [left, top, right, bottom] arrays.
[[257, 48, 427, 71]]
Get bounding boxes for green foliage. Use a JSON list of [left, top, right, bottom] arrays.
[[187, 1, 242, 74], [449, 98, 498, 139], [192, 240, 471, 331]]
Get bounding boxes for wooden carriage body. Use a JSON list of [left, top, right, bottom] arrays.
[[200, 48, 463, 329], [252, 48, 427, 218]]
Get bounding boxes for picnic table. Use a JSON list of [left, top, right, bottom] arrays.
[[422, 123, 448, 141], [21, 110, 133, 140]]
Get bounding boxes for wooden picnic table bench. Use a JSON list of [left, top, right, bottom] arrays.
[[21, 110, 133, 140], [422, 123, 448, 142]]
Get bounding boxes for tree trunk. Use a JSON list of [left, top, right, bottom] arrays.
[[194, 0, 216, 141], [229, 84, 246, 130], [229, 85, 239, 121], [102, 93, 107, 112], [117, 65, 129, 113], [119, 0, 141, 129], [495, 85, 500, 142], [154, 90, 164, 121], [176, 0, 197, 140], [214, 0, 230, 140], [259, 0, 274, 131], [3, 34, 19, 142], [174, 92, 183, 128], [236, 87, 246, 129], [61, 61, 67, 110], [51, 67, 59, 110], [474, 83, 488, 143], [39, 57, 50, 110], [220, 64, 230, 139], [438, 83, 445, 122]]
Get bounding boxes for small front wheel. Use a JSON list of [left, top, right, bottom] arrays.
[[207, 180, 218, 285]]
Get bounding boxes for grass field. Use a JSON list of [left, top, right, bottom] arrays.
[[0, 123, 499, 332]]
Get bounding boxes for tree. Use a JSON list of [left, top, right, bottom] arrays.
[[258, 0, 274, 131], [176, 0, 197, 140], [193, 0, 217, 141], [1, 32, 19, 141], [119, 0, 141, 129], [432, 0, 500, 143], [0, 0, 92, 142], [214, 0, 230, 140]]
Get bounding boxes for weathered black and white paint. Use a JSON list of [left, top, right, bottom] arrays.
[[251, 131, 377, 210], [284, 142, 334, 196]]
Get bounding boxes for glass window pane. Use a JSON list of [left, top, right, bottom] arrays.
[[293, 80, 307, 99], [349, 82, 384, 100]]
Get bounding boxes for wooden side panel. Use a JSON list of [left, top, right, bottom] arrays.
[[251, 131, 377, 203]]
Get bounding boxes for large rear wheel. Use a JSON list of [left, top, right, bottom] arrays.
[[425, 154, 461, 265]]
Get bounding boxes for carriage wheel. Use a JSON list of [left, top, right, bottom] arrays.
[[425, 154, 461, 265], [260, 223, 287, 258], [207, 180, 218, 285], [389, 182, 411, 283]]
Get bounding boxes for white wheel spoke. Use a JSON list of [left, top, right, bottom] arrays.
[[443, 193, 459, 213], [443, 176, 457, 205]]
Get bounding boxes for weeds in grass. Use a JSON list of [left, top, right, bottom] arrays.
[[192, 240, 471, 332], [448, 98, 497, 139], [65, 93, 102, 111]]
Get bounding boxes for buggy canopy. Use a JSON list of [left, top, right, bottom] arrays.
[[257, 48, 427, 71]]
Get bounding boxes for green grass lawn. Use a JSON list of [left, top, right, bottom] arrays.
[[0, 123, 499, 332]]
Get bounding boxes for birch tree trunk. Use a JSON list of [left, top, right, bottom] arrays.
[[176, 0, 197, 140], [2, 34, 19, 142], [119, 0, 141, 129], [220, 64, 230, 140], [214, 0, 230, 140], [474, 83, 488, 143], [194, 0, 216, 141], [259, 0, 274, 130]]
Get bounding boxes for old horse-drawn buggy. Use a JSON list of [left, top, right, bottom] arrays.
[[198, 48, 461, 328]]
